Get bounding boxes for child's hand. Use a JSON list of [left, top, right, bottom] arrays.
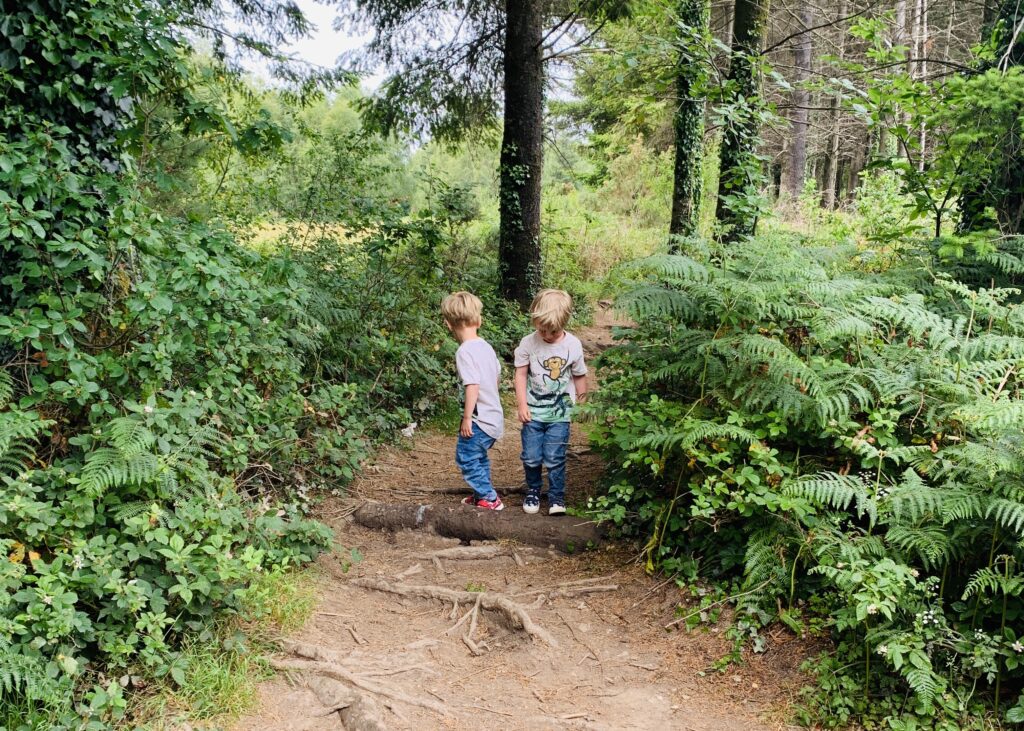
[[460, 416, 474, 438], [517, 404, 532, 423]]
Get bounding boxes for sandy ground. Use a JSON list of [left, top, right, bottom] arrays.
[[230, 311, 815, 731]]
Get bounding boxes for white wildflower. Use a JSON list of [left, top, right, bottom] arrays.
[[143, 405, 154, 414], [1013, 641, 1024, 653], [877, 645, 889, 656], [42, 595, 53, 605], [261, 317, 270, 324], [73, 554, 84, 570], [910, 569, 920, 578], [866, 604, 879, 615]]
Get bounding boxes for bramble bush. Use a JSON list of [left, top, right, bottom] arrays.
[[0, 1, 457, 727], [589, 232, 1024, 728]]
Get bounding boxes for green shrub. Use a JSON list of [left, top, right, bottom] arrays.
[[0, 2, 458, 725], [590, 232, 1024, 728]]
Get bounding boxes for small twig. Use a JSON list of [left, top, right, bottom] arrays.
[[629, 573, 679, 610], [469, 704, 513, 717], [346, 625, 368, 646], [361, 664, 435, 678], [395, 563, 424, 580], [556, 609, 602, 662]]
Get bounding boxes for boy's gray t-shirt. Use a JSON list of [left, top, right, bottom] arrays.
[[514, 332, 588, 423], [455, 338, 504, 440]]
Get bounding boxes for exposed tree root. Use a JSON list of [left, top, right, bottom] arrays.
[[273, 639, 448, 719], [526, 584, 620, 606], [307, 675, 386, 731], [352, 576, 559, 647], [353, 500, 603, 553]]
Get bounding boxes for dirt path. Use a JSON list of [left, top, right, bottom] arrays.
[[232, 312, 810, 731]]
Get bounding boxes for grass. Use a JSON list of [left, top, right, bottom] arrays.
[[126, 566, 320, 730], [0, 699, 72, 731]]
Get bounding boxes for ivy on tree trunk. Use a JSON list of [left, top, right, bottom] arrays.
[[669, 0, 710, 244], [498, 0, 544, 308], [715, 0, 770, 243]]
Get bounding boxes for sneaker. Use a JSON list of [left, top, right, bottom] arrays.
[[523, 495, 540, 514], [462, 495, 505, 511], [548, 503, 566, 516]]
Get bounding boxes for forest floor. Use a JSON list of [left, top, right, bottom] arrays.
[[230, 312, 815, 731]]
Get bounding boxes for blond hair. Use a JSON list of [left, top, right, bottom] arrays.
[[441, 291, 483, 327], [529, 289, 573, 331]]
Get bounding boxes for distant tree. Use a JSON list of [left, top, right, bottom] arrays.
[[342, 0, 629, 307], [783, 4, 812, 199], [669, 0, 710, 242], [715, 0, 771, 241]]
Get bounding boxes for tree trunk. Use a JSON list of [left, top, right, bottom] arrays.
[[715, 0, 771, 242], [823, 0, 848, 210], [784, 5, 813, 199], [498, 0, 544, 308], [846, 132, 868, 201], [915, 0, 928, 171], [669, 0, 710, 243]]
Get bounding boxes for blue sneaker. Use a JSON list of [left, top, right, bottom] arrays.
[[548, 503, 566, 516], [523, 494, 540, 514]]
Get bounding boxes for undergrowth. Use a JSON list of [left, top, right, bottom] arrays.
[[590, 231, 1024, 728]]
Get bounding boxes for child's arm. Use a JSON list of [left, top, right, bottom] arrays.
[[573, 374, 588, 403], [514, 365, 531, 423], [461, 384, 479, 437], [571, 342, 589, 404]]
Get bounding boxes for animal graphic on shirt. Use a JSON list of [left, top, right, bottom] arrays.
[[542, 355, 568, 381]]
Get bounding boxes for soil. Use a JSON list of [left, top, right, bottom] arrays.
[[231, 311, 815, 731]]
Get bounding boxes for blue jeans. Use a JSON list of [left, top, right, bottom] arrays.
[[521, 421, 570, 506], [455, 423, 498, 501]]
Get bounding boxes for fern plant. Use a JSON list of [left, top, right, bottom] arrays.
[[589, 231, 1024, 725]]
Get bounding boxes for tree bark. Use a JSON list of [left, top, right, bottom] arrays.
[[669, 0, 710, 243], [915, 0, 928, 171], [784, 4, 813, 199], [498, 0, 544, 308], [823, 0, 848, 209], [715, 0, 771, 242]]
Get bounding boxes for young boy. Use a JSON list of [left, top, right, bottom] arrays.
[[514, 289, 588, 515], [441, 291, 505, 511]]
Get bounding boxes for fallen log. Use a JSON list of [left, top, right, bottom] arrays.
[[352, 501, 604, 553]]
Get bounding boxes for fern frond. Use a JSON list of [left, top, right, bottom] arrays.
[[785, 472, 877, 525]]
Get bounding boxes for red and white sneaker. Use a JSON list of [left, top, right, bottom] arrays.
[[462, 495, 505, 511]]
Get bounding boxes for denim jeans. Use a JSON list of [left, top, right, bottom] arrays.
[[455, 422, 498, 501], [521, 420, 570, 506]]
